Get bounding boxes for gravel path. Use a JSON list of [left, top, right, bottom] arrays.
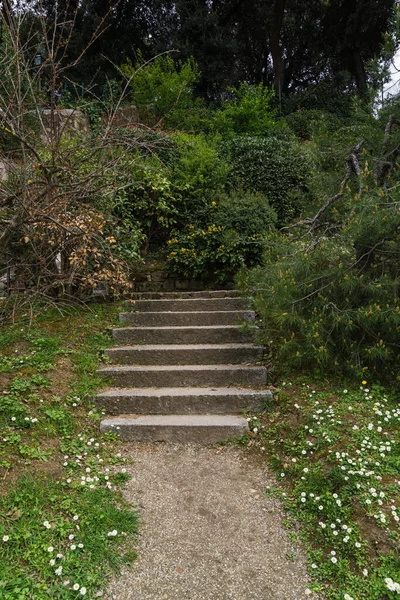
[[106, 444, 318, 600]]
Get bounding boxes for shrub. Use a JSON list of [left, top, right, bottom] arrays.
[[225, 135, 313, 224], [120, 54, 200, 128], [311, 122, 382, 173], [214, 190, 277, 236], [238, 187, 400, 383], [171, 133, 230, 224], [111, 156, 179, 253], [165, 224, 266, 282], [282, 80, 356, 120], [213, 82, 276, 137], [283, 109, 345, 141]]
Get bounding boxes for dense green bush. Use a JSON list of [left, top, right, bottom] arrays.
[[120, 54, 200, 128], [283, 109, 345, 141], [114, 156, 179, 252], [165, 224, 266, 282], [239, 185, 400, 383], [225, 135, 313, 224], [214, 190, 277, 236], [311, 122, 381, 173], [171, 133, 230, 224], [165, 191, 276, 280], [282, 80, 356, 120], [213, 82, 276, 137]]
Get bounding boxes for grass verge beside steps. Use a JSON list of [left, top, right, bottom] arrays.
[[0, 303, 137, 600]]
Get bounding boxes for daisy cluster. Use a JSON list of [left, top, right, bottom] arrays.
[[385, 577, 400, 593], [61, 433, 126, 491], [262, 380, 400, 598], [37, 519, 122, 597]]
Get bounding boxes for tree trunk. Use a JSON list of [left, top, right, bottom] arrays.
[[270, 0, 286, 93], [352, 50, 368, 97]]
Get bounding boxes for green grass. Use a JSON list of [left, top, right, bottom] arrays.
[[0, 303, 138, 599], [244, 380, 400, 599], [0, 478, 137, 599]]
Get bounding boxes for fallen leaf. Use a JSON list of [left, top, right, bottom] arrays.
[[7, 509, 21, 520]]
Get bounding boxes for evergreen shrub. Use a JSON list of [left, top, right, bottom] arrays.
[[212, 82, 276, 137], [165, 225, 265, 282], [238, 188, 400, 383], [120, 54, 200, 128], [171, 133, 230, 224], [165, 191, 277, 281], [215, 190, 277, 236], [284, 109, 345, 141], [225, 135, 313, 224]]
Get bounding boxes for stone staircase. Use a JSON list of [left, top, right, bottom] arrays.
[[95, 290, 271, 443]]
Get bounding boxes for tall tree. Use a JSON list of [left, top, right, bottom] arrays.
[[270, 0, 286, 93], [11, 0, 398, 100]]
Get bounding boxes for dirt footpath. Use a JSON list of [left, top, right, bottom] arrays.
[[106, 444, 318, 600]]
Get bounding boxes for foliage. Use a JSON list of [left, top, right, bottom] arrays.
[[283, 109, 346, 142], [165, 224, 266, 282], [238, 183, 400, 383], [213, 83, 276, 137], [0, 6, 156, 309], [0, 131, 134, 301], [120, 54, 200, 128], [33, 0, 397, 101], [225, 135, 313, 224], [282, 80, 357, 122], [214, 190, 277, 237], [171, 133, 231, 224], [310, 121, 382, 174], [246, 381, 400, 599], [113, 156, 179, 253]]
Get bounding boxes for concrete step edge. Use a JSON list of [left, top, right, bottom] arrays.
[[100, 414, 249, 442], [113, 325, 257, 332], [128, 290, 242, 299], [106, 343, 262, 351], [101, 414, 249, 425], [119, 310, 255, 321], [124, 298, 250, 312], [95, 387, 273, 398], [97, 364, 266, 373], [121, 310, 253, 315]]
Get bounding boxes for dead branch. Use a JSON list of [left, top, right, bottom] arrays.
[[281, 141, 364, 234], [374, 114, 400, 185]]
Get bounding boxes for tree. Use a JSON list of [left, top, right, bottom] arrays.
[[0, 2, 160, 311], [19, 1, 397, 101]]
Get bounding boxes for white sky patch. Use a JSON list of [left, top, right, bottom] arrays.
[[383, 49, 400, 98]]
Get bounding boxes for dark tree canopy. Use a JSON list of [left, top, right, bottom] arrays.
[[6, 0, 398, 100]]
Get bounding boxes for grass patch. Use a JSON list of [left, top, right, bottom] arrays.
[[244, 379, 400, 599], [0, 303, 138, 599]]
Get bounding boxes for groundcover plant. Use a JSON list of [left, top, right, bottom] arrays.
[[244, 380, 400, 600], [0, 304, 137, 600]]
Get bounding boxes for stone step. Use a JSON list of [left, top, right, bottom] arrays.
[[112, 325, 256, 345], [125, 297, 249, 313], [129, 290, 242, 300], [94, 387, 273, 415], [99, 414, 249, 443], [97, 364, 267, 388], [105, 344, 263, 365], [119, 310, 255, 327]]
